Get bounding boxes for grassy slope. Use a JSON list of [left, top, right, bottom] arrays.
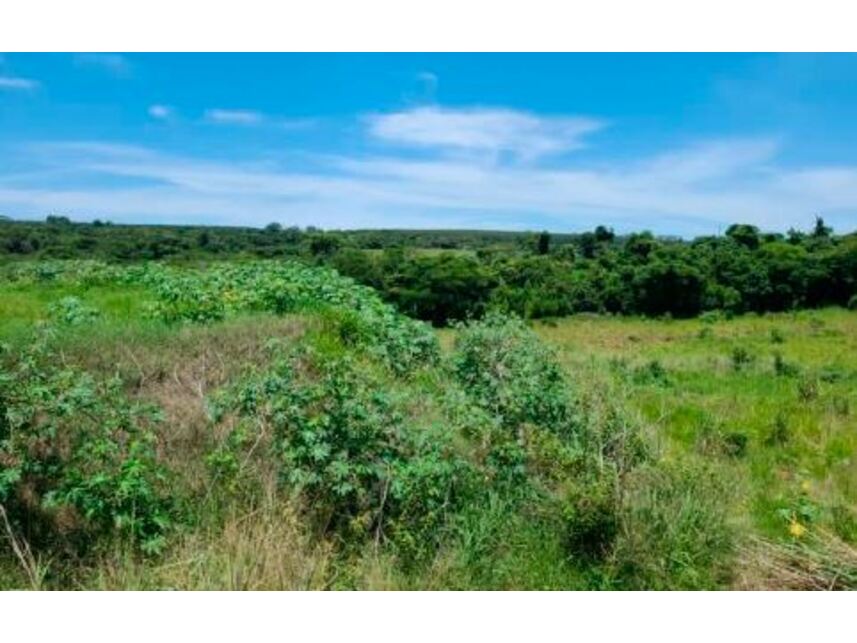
[[3, 277, 857, 589]]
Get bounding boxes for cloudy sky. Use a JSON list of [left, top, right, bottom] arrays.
[[1, 53, 856, 235]]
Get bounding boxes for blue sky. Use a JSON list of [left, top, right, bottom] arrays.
[[1, 53, 857, 235]]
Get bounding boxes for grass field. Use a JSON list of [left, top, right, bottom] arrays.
[[538, 312, 857, 531], [2, 265, 856, 589]]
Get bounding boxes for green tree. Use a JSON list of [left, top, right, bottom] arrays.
[[537, 230, 551, 255], [725, 224, 761, 250]]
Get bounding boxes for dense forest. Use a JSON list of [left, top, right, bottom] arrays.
[[2, 215, 856, 323]]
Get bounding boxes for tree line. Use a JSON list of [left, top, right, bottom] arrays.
[[2, 215, 856, 324]]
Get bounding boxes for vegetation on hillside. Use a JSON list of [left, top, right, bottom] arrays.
[[2, 257, 856, 589]]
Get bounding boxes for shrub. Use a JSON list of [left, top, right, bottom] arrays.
[[723, 432, 749, 458], [848, 294, 857, 311], [562, 475, 619, 561], [210, 345, 474, 561], [818, 366, 845, 383], [695, 418, 747, 458], [699, 310, 725, 324], [451, 313, 577, 439], [0, 340, 173, 557], [147, 275, 225, 323], [47, 296, 100, 326], [141, 261, 439, 375]]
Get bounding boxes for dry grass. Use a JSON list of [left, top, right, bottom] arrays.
[[91, 492, 334, 590], [734, 531, 857, 590], [62, 315, 307, 488]]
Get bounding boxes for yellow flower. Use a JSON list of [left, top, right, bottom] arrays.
[[789, 519, 807, 539], [800, 480, 812, 493]]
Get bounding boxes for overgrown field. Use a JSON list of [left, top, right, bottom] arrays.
[[1, 260, 856, 589]]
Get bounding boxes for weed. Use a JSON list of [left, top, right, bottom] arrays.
[[832, 396, 850, 417], [764, 413, 791, 447], [48, 296, 100, 326], [633, 359, 670, 385], [797, 376, 819, 402], [731, 346, 755, 371], [773, 352, 800, 377]]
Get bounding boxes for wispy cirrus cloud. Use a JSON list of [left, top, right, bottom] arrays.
[[148, 104, 173, 120], [368, 106, 605, 161], [204, 109, 265, 125], [3, 128, 855, 235], [74, 53, 131, 76], [1, 105, 855, 234], [202, 108, 316, 130], [0, 76, 40, 91]]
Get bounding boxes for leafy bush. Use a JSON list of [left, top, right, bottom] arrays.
[[562, 474, 619, 561], [764, 413, 791, 447], [139, 262, 439, 375], [451, 313, 577, 438], [848, 294, 857, 311], [209, 344, 474, 561], [0, 339, 173, 557], [699, 310, 726, 324], [47, 296, 100, 326]]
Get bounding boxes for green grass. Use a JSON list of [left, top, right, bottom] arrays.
[[535, 309, 857, 545], [0, 282, 152, 341]]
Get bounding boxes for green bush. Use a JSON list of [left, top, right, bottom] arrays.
[[562, 475, 619, 561], [451, 313, 577, 438], [797, 376, 819, 402], [139, 261, 439, 375], [0, 339, 173, 557], [147, 274, 225, 323], [210, 344, 474, 562], [848, 294, 857, 310], [47, 296, 100, 326]]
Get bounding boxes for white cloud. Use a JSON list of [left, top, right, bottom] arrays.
[[74, 53, 130, 75], [368, 106, 605, 161], [0, 76, 39, 91], [204, 109, 265, 125], [3, 99, 857, 235], [635, 138, 781, 184], [4, 135, 856, 235], [148, 104, 173, 120]]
